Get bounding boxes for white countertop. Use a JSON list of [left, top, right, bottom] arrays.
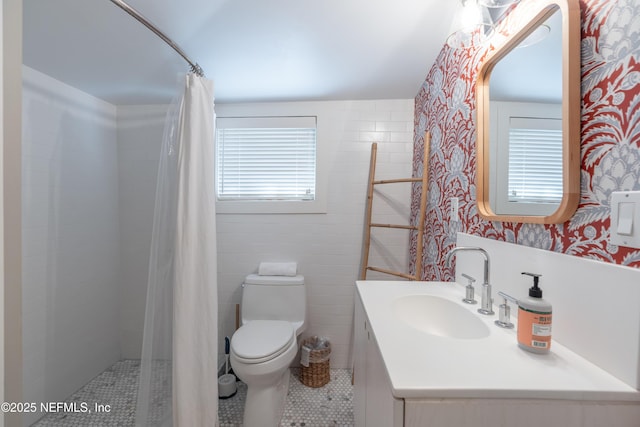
[[356, 280, 640, 401]]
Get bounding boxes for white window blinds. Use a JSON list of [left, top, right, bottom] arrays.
[[216, 116, 317, 201], [507, 117, 563, 204]]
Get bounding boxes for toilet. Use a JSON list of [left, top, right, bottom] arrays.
[[230, 274, 306, 427]]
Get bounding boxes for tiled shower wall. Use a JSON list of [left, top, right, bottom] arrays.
[[22, 66, 121, 426]]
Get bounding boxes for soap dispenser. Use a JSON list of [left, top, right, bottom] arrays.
[[517, 272, 552, 354]]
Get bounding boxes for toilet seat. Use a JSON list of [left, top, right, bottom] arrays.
[[231, 320, 295, 364]]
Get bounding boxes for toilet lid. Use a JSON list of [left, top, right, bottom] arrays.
[[231, 320, 294, 363]]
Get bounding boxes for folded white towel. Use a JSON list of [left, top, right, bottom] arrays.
[[258, 262, 298, 276]]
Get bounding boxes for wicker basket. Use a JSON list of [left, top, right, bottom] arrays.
[[299, 336, 331, 388]]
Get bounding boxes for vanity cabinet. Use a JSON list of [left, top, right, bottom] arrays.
[[354, 295, 403, 427]]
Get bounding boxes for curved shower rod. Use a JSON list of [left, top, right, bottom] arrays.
[[109, 0, 204, 77]]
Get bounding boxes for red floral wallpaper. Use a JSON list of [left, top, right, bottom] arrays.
[[409, 0, 640, 281]]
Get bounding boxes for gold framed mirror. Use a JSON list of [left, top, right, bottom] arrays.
[[476, 0, 580, 224]]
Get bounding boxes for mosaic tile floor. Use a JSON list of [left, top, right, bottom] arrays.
[[31, 360, 354, 426], [32, 359, 141, 426], [219, 368, 354, 427]]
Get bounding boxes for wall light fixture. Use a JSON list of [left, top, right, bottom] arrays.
[[446, 0, 495, 50]]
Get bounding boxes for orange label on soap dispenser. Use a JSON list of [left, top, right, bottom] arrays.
[[518, 307, 552, 351]]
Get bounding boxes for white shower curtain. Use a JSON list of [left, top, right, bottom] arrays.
[[136, 73, 218, 427]]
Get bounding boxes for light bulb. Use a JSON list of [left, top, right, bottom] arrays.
[[460, 0, 483, 28]]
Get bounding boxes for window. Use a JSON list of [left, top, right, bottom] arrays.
[[215, 116, 319, 213], [507, 117, 563, 204], [490, 101, 563, 216]]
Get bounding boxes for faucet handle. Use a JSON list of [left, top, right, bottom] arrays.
[[461, 273, 475, 285], [460, 274, 477, 305], [494, 291, 516, 329]]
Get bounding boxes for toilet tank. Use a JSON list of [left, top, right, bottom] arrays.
[[241, 274, 306, 332]]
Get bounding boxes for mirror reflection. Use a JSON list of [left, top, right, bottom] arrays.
[[487, 8, 563, 216]]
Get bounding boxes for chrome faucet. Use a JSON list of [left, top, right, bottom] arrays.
[[445, 246, 494, 315]]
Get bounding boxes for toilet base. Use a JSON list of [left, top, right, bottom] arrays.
[[243, 368, 290, 427]]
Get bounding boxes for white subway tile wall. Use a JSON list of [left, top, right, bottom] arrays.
[[216, 99, 415, 368]]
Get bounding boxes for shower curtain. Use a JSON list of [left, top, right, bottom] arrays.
[[136, 73, 218, 427]]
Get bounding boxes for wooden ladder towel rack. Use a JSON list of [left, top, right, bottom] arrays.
[[360, 132, 430, 280]]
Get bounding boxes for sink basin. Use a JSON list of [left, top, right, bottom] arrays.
[[392, 295, 490, 339]]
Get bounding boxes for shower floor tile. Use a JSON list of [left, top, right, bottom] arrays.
[[31, 361, 354, 426], [31, 359, 140, 426]]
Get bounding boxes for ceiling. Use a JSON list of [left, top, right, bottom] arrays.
[[23, 0, 458, 105]]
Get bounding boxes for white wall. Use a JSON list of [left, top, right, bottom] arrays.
[[21, 66, 120, 426], [216, 99, 415, 368], [4, 2, 23, 426], [0, 2, 4, 419]]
